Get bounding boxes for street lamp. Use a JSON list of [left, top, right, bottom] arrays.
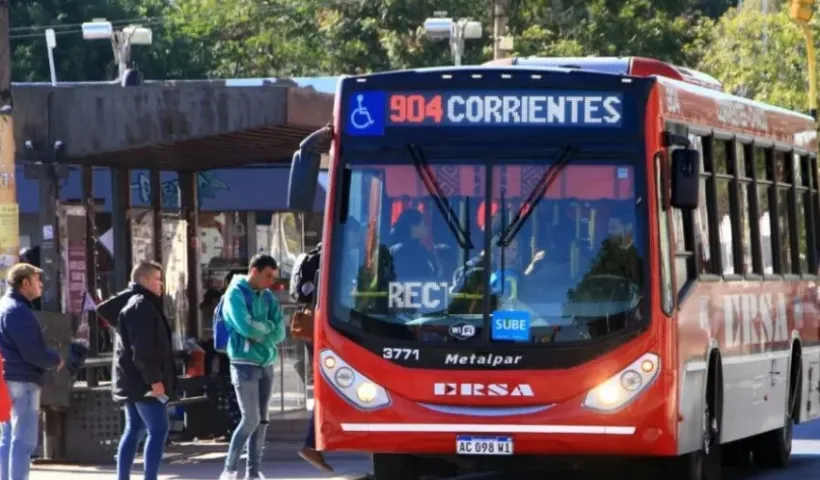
[[44, 29, 57, 86], [788, 0, 817, 119], [423, 17, 482, 66], [82, 19, 153, 84]]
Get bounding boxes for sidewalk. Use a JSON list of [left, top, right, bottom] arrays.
[[32, 440, 372, 480]]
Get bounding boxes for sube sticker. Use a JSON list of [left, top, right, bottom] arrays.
[[491, 310, 531, 342]]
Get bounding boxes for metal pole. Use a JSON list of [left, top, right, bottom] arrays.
[[47, 49, 57, 87], [110, 31, 130, 81], [789, 0, 818, 120], [450, 20, 464, 66], [45, 29, 57, 87], [492, 0, 509, 59], [0, 0, 20, 294], [802, 24, 818, 120]]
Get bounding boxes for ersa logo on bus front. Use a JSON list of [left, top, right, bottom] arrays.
[[345, 90, 625, 136]]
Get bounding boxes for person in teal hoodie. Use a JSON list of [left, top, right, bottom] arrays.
[[219, 253, 285, 480]]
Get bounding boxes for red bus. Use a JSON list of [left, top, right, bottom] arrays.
[[286, 57, 820, 480]]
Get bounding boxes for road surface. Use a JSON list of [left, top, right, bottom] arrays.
[[445, 422, 820, 479], [31, 442, 372, 480], [30, 422, 820, 479]]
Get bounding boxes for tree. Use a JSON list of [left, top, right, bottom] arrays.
[[9, 0, 211, 82], [169, 0, 490, 77], [314, 0, 488, 73], [510, 0, 708, 66], [693, 4, 820, 111]]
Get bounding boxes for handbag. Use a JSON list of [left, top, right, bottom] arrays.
[[290, 307, 315, 342]]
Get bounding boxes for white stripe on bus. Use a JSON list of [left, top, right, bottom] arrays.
[[340, 423, 635, 435]]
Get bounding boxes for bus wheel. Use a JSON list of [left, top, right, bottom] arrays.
[[751, 356, 800, 468], [373, 453, 420, 480], [673, 365, 723, 480]]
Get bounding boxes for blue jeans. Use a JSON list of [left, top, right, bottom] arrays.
[[116, 400, 169, 480], [224, 364, 275, 477], [0, 381, 41, 480]]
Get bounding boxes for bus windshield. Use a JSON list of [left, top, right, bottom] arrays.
[[331, 149, 646, 345]]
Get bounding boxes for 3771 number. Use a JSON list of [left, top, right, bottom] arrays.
[[382, 348, 420, 361], [389, 94, 444, 123]]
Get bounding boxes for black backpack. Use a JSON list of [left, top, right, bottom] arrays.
[[290, 243, 322, 305]]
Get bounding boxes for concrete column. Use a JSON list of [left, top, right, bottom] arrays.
[[178, 171, 199, 338], [81, 165, 99, 387], [110, 168, 132, 290]]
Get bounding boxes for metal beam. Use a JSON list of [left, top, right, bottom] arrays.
[[110, 167, 132, 290], [82, 164, 99, 387], [150, 169, 162, 263]]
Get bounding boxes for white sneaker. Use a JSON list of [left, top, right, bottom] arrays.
[[219, 471, 238, 480], [245, 474, 266, 480]]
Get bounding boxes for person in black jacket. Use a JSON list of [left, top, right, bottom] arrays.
[[98, 261, 176, 480]]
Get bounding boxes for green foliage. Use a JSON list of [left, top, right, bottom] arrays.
[[9, 0, 210, 82], [509, 0, 708, 66], [693, 5, 820, 111], [167, 0, 491, 76], [7, 0, 816, 120]]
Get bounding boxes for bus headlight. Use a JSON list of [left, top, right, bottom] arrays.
[[582, 353, 660, 413], [356, 382, 379, 403], [319, 349, 391, 410]]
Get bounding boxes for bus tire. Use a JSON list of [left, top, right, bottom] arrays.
[[673, 355, 723, 480], [751, 347, 800, 469], [372, 453, 420, 480]]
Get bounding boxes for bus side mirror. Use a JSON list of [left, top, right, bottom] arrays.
[[288, 127, 332, 211], [670, 148, 701, 210]]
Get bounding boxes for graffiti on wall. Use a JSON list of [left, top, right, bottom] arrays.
[[131, 172, 229, 208]]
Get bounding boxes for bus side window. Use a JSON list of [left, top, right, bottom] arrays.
[[670, 133, 711, 301], [655, 153, 673, 314]]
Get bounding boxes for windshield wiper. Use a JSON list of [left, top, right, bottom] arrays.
[[496, 145, 577, 247], [407, 144, 474, 251]]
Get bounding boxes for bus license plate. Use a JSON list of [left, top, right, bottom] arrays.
[[456, 435, 513, 455]]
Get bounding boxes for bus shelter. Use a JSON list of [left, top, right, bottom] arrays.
[[11, 79, 333, 463]]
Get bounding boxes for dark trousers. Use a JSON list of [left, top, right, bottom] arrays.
[[304, 343, 316, 449]]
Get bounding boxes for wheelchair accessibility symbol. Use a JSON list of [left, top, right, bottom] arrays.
[[346, 91, 384, 136], [350, 95, 374, 130]]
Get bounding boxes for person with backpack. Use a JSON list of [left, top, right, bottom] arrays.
[[288, 243, 333, 473], [291, 218, 362, 472], [218, 254, 286, 480]]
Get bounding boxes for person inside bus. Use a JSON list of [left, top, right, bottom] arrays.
[[338, 218, 364, 307], [449, 216, 532, 312], [388, 208, 438, 281], [588, 215, 643, 285], [523, 222, 574, 280]]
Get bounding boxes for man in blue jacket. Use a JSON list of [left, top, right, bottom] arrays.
[[219, 253, 285, 480], [0, 263, 62, 480]]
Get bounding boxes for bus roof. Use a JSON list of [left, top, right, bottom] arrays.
[[655, 76, 817, 152], [484, 56, 724, 91], [341, 60, 815, 151]]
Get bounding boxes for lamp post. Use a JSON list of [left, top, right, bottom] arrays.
[[789, 0, 817, 120], [45, 28, 57, 86], [82, 19, 152, 84], [423, 16, 483, 66]]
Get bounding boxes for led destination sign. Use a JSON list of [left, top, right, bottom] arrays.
[[345, 90, 625, 136]]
